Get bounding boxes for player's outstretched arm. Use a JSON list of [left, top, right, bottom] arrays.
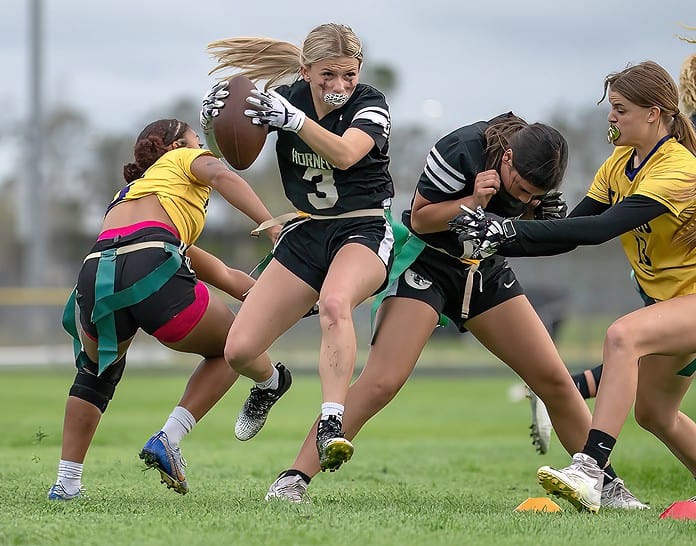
[[187, 245, 254, 301]]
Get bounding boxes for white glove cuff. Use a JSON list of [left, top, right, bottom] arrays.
[[288, 111, 306, 133]]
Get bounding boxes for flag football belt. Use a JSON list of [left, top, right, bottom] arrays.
[[370, 211, 481, 333], [62, 241, 184, 375], [249, 208, 387, 277], [250, 208, 386, 236], [425, 245, 482, 322]]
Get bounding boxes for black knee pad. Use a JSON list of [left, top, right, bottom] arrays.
[[69, 353, 126, 413]]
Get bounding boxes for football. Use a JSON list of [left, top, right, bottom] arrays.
[[212, 75, 268, 170]]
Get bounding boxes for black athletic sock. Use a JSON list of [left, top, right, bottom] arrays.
[[572, 364, 603, 399], [283, 468, 312, 484], [603, 464, 618, 486], [583, 428, 616, 469]]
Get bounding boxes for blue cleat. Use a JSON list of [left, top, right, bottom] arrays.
[[47, 483, 83, 501], [139, 431, 188, 495]]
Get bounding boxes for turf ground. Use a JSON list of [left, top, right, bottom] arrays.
[[1, 367, 694, 545]]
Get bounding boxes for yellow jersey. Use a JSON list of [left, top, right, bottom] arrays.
[[109, 148, 214, 245], [587, 137, 696, 300]]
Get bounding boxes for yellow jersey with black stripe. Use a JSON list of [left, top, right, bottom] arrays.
[[108, 148, 214, 245], [587, 137, 696, 300]]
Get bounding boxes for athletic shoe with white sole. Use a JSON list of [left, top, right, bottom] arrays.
[[235, 363, 292, 441], [265, 472, 310, 503], [139, 431, 188, 495], [316, 415, 354, 472], [526, 386, 553, 455], [601, 478, 649, 509], [47, 482, 83, 501], [537, 453, 603, 513]]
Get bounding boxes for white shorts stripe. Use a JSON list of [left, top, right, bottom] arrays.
[[377, 219, 394, 267]]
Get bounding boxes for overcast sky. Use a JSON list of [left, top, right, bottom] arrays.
[[2, 1, 695, 135]]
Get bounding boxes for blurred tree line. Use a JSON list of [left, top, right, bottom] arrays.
[[0, 64, 640, 343]]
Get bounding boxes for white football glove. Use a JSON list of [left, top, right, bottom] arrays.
[[200, 80, 229, 131], [199, 80, 229, 158], [244, 89, 306, 133]]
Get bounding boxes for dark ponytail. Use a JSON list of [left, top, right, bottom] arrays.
[[484, 113, 568, 192], [509, 123, 569, 191]]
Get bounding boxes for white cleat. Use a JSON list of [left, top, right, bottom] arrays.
[[265, 473, 310, 504], [526, 386, 553, 455], [601, 478, 649, 510], [538, 453, 603, 513]]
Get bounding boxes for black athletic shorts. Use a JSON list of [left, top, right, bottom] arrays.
[[273, 216, 394, 293], [75, 226, 205, 343], [383, 246, 524, 331]]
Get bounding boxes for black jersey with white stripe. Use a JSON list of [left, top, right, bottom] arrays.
[[402, 114, 527, 257], [273, 80, 393, 215]]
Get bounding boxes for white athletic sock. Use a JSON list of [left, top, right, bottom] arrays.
[[255, 366, 280, 390], [161, 406, 196, 447], [56, 459, 83, 493], [321, 402, 344, 420]]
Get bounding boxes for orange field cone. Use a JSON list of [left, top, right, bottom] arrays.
[[659, 498, 696, 520], [514, 497, 562, 513]]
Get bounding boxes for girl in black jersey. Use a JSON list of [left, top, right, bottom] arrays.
[[452, 61, 696, 513], [200, 23, 394, 473], [264, 113, 643, 508]]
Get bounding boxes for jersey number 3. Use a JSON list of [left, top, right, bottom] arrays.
[[303, 167, 338, 209]]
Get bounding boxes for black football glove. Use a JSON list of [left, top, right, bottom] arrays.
[[448, 206, 517, 259], [534, 190, 568, 220]]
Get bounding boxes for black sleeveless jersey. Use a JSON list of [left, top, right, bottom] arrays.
[[402, 114, 527, 257], [273, 80, 394, 215]]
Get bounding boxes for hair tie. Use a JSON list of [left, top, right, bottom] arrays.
[[673, 108, 680, 118]]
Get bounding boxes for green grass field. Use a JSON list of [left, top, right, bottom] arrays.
[[1, 367, 695, 545]]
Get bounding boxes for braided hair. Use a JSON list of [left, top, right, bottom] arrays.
[[123, 119, 189, 182]]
